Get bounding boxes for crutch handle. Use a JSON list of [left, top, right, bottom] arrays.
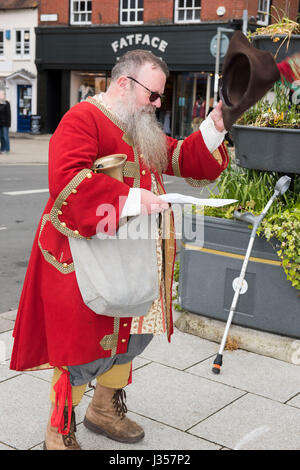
[[233, 211, 256, 225]]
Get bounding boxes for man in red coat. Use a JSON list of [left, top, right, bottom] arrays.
[[10, 50, 229, 450]]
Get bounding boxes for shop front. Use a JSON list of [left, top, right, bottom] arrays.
[[36, 23, 239, 135], [3, 70, 36, 133]]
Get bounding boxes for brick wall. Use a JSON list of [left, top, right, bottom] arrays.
[[271, 0, 299, 22], [201, 0, 257, 21], [144, 0, 173, 24], [38, 0, 69, 25], [93, 0, 119, 24], [38, 0, 300, 26]]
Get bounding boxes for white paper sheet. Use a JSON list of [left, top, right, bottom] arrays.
[[159, 193, 237, 207]]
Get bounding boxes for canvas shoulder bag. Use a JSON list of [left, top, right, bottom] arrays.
[[69, 214, 159, 317]]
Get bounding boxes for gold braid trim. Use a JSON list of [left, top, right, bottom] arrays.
[[24, 363, 52, 371], [86, 97, 127, 132], [123, 160, 140, 179], [185, 146, 222, 187], [185, 177, 217, 188], [211, 147, 223, 165], [38, 214, 75, 274], [155, 175, 175, 339], [50, 168, 92, 239], [87, 97, 141, 188], [99, 318, 120, 356], [172, 140, 184, 177]]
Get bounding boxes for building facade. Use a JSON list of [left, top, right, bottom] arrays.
[[0, 0, 38, 133], [36, 0, 300, 136]]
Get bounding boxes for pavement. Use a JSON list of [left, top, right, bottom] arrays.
[[1, 134, 300, 451], [2, 307, 300, 451]]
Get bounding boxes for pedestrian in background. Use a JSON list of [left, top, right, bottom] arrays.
[[0, 90, 11, 154]]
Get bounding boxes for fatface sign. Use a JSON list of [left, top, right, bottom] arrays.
[[111, 34, 168, 54], [36, 24, 229, 72]]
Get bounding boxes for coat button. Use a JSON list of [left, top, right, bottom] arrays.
[[86, 172, 92, 179], [61, 222, 66, 227], [141, 170, 146, 176], [74, 230, 79, 235], [121, 339, 126, 343], [123, 323, 128, 327], [72, 189, 77, 194], [58, 210, 63, 215]]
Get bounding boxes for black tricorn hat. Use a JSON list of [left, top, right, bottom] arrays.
[[220, 31, 280, 131]]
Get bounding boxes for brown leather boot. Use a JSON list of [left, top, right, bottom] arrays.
[[83, 384, 144, 443], [44, 404, 81, 450]]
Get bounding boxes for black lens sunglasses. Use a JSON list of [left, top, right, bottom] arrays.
[[127, 76, 165, 103]]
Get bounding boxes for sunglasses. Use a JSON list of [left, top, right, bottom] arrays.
[[127, 76, 165, 103]]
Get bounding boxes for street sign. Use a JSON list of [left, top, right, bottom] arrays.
[[210, 33, 230, 58]]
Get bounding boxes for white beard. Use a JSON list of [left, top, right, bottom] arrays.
[[113, 93, 168, 173]]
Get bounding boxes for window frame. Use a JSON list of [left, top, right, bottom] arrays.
[[70, 0, 92, 25], [120, 0, 144, 26], [0, 30, 4, 56], [257, 0, 270, 26], [174, 0, 201, 24], [15, 29, 30, 57]]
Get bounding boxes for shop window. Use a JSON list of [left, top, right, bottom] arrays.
[[174, 0, 201, 23], [257, 0, 270, 26], [0, 31, 3, 55], [15, 30, 30, 56], [70, 71, 111, 108], [70, 0, 92, 25], [120, 0, 144, 25]]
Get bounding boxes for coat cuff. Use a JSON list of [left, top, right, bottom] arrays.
[[200, 114, 227, 154], [120, 188, 141, 218]]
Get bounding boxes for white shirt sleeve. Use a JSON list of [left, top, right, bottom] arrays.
[[199, 114, 227, 154], [120, 188, 141, 218]]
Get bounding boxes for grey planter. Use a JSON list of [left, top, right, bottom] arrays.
[[252, 34, 300, 62], [232, 125, 300, 173], [179, 214, 300, 338]]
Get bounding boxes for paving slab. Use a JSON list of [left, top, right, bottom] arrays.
[[189, 393, 300, 450], [132, 356, 151, 371], [0, 137, 50, 166], [24, 367, 54, 383], [0, 362, 21, 382], [186, 349, 300, 403], [75, 413, 220, 450], [0, 317, 15, 334], [286, 393, 300, 409], [0, 373, 90, 449], [139, 330, 217, 370], [1, 310, 17, 321], [0, 442, 15, 450], [0, 331, 14, 362], [89, 362, 245, 432]]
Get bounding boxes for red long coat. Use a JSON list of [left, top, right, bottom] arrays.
[[10, 98, 229, 372]]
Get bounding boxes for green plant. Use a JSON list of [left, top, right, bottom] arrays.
[[201, 162, 300, 290], [248, 6, 300, 59], [237, 81, 300, 129]]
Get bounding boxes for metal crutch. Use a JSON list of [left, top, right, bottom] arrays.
[[212, 175, 291, 375]]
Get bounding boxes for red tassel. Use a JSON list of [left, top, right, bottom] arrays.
[[50, 367, 72, 435]]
